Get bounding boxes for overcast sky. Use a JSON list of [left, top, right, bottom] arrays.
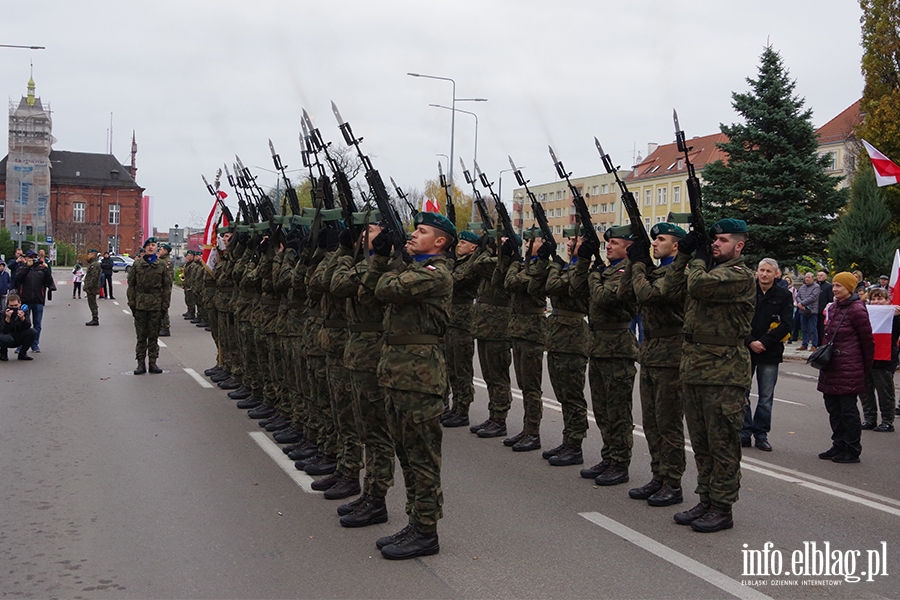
[[1, 1, 864, 232]]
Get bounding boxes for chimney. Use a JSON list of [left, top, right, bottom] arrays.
[[647, 143, 659, 157]]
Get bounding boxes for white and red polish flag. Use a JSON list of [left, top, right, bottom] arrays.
[[202, 190, 229, 271], [868, 304, 895, 361], [862, 140, 900, 187], [890, 249, 900, 306], [424, 197, 441, 213]]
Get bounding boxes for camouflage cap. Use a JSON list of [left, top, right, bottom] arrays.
[[650, 222, 687, 239], [143, 236, 158, 247], [458, 230, 480, 244], [414, 211, 457, 240], [603, 225, 636, 241], [709, 218, 748, 236]]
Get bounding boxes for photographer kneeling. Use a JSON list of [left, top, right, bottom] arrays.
[[0, 293, 37, 361]]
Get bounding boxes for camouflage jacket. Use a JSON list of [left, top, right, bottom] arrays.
[[504, 257, 547, 345], [232, 245, 255, 322], [247, 245, 279, 333], [304, 250, 327, 357], [332, 252, 385, 373], [678, 253, 755, 387], [571, 257, 637, 360], [541, 257, 590, 357], [180, 261, 195, 291], [214, 251, 234, 312], [372, 253, 452, 396], [126, 255, 172, 311], [161, 254, 175, 302], [471, 250, 512, 340], [310, 251, 349, 357], [449, 251, 480, 332], [273, 250, 296, 336], [619, 258, 685, 369], [84, 257, 101, 295]]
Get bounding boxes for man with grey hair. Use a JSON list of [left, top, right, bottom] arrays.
[[741, 258, 793, 451]]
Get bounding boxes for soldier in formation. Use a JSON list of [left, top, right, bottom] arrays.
[[84, 248, 101, 327]]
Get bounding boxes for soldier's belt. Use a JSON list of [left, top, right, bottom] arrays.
[[205, 282, 216, 288], [550, 308, 585, 318], [646, 327, 683, 339], [324, 319, 348, 329], [349, 322, 384, 333], [590, 321, 631, 331], [261, 298, 280, 306], [683, 332, 743, 346], [307, 308, 323, 317], [385, 334, 439, 345], [476, 298, 510, 308], [516, 307, 546, 315]]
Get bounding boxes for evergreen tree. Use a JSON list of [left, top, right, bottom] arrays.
[[829, 166, 899, 276], [703, 46, 849, 269]]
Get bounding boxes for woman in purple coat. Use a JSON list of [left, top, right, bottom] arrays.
[[817, 272, 874, 463]]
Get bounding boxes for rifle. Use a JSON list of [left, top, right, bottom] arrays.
[[331, 101, 408, 252], [548, 145, 603, 260], [473, 159, 520, 259], [269, 139, 301, 216], [236, 155, 279, 239], [304, 108, 360, 238], [509, 155, 555, 253], [673, 109, 708, 244], [437, 161, 456, 226], [225, 163, 254, 224], [390, 177, 418, 221], [460, 157, 493, 232], [202, 170, 234, 224], [594, 138, 651, 247]]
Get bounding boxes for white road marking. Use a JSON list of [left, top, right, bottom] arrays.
[[749, 392, 805, 407], [183, 367, 214, 389], [123, 309, 131, 315], [157, 340, 167, 348], [113, 301, 119, 306], [784, 371, 818, 381], [579, 512, 773, 600], [249, 432, 319, 494]]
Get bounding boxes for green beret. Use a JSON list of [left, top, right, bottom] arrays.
[[160, 243, 172, 252], [352, 210, 382, 226], [522, 227, 539, 241], [217, 225, 233, 235], [603, 225, 636, 242], [563, 225, 586, 238], [88, 248, 99, 254], [143, 236, 158, 247], [650, 222, 687, 239], [414, 211, 457, 240], [236, 224, 251, 233], [458, 230, 480, 244], [709, 218, 748, 236]]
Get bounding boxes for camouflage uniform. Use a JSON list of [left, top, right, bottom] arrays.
[[677, 252, 755, 509], [571, 257, 637, 468], [305, 250, 339, 460], [446, 250, 481, 416], [182, 259, 198, 318], [504, 257, 548, 435], [126, 255, 171, 364], [84, 256, 101, 321], [274, 248, 306, 426], [541, 257, 590, 446], [214, 246, 238, 382], [619, 258, 687, 486], [472, 248, 513, 421], [332, 250, 395, 499], [249, 242, 280, 408], [159, 253, 174, 332], [372, 253, 452, 535], [233, 241, 260, 397]]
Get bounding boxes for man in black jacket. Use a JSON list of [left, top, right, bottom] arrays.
[[13, 250, 53, 353], [816, 271, 833, 346], [100, 252, 115, 299], [742, 258, 793, 451], [0, 293, 36, 360]]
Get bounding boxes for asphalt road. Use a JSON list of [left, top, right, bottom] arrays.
[[1, 279, 898, 599]]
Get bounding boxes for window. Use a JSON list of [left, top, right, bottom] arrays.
[[822, 152, 838, 171], [73, 202, 85, 223], [657, 188, 667, 205], [657, 216, 665, 223], [569, 206, 576, 215], [539, 193, 546, 202], [0, 200, 4, 221], [555, 225, 561, 234], [557, 191, 562, 200], [609, 202, 615, 213], [599, 241, 607, 251], [644, 217, 651, 232], [601, 203, 608, 213], [673, 186, 681, 204], [592, 186, 598, 195], [602, 184, 609, 194], [72, 232, 86, 247], [109, 203, 120, 225], [645, 190, 651, 206]]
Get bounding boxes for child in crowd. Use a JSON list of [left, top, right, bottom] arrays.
[[72, 263, 84, 300], [860, 287, 898, 432]]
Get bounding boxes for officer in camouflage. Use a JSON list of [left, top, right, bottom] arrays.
[[84, 248, 101, 326], [157, 243, 174, 337], [369, 211, 454, 560], [127, 237, 172, 374], [619, 222, 687, 507], [671, 218, 755, 533]]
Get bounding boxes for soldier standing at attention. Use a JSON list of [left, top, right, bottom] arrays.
[[157, 243, 174, 337], [672, 218, 755, 533], [127, 237, 172, 374], [619, 223, 687, 506], [181, 251, 197, 320], [84, 248, 101, 326], [369, 212, 454, 560], [570, 225, 638, 486]]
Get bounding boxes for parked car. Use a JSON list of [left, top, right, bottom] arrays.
[[111, 255, 135, 273]]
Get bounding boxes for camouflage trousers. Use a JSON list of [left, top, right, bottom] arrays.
[[351, 369, 395, 498], [308, 354, 339, 458], [683, 383, 745, 509], [207, 306, 220, 366], [161, 308, 170, 331], [639, 366, 686, 486], [512, 339, 544, 435], [588, 358, 636, 467], [268, 332, 288, 415], [385, 387, 443, 535], [87, 293, 99, 321], [133, 309, 163, 363], [222, 311, 241, 380], [256, 330, 279, 404], [477, 338, 512, 420], [286, 337, 311, 436], [446, 326, 475, 415], [326, 357, 363, 477], [238, 319, 261, 397], [548, 352, 589, 446], [184, 289, 196, 316]]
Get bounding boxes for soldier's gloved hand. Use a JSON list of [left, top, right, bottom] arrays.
[[317, 228, 329, 250], [400, 248, 413, 264], [501, 237, 519, 258], [678, 231, 700, 255], [478, 233, 490, 250], [284, 237, 301, 252], [371, 231, 392, 257], [258, 237, 270, 254], [238, 232, 250, 245], [577, 237, 598, 261], [552, 254, 567, 268], [695, 241, 711, 264], [536, 241, 553, 261], [338, 228, 355, 251], [324, 228, 340, 252], [626, 240, 652, 267]]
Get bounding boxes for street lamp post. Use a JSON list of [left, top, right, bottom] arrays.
[[498, 167, 518, 206], [429, 104, 479, 163]]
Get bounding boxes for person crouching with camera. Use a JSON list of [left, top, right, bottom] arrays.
[[0, 293, 37, 361]]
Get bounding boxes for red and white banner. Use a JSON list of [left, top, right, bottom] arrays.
[[868, 304, 895, 361], [862, 140, 900, 187], [890, 249, 900, 306], [424, 197, 441, 213], [202, 192, 229, 272]]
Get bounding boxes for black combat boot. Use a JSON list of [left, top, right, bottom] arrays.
[[628, 480, 663, 500], [579, 460, 609, 479], [547, 444, 583, 466], [541, 443, 565, 460], [674, 500, 711, 525], [204, 365, 222, 376], [134, 361, 146, 375], [647, 484, 683, 507], [148, 362, 162, 374], [381, 529, 440, 560], [512, 435, 541, 452], [376, 524, 414, 550], [236, 396, 263, 409], [690, 505, 733, 533], [158, 329, 170, 337], [247, 404, 277, 419], [218, 378, 241, 390], [323, 474, 361, 500], [228, 387, 252, 400], [442, 413, 470, 428], [288, 441, 319, 461], [310, 471, 343, 491], [340, 495, 388, 527], [273, 428, 303, 444], [503, 431, 527, 447], [304, 455, 337, 476], [595, 465, 629, 486], [469, 418, 491, 434], [476, 419, 507, 438], [85, 319, 99, 326], [337, 494, 368, 517]]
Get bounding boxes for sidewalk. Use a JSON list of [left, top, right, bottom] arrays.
[[782, 340, 815, 362]]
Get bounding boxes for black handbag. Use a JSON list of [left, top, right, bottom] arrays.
[[807, 308, 849, 370]]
